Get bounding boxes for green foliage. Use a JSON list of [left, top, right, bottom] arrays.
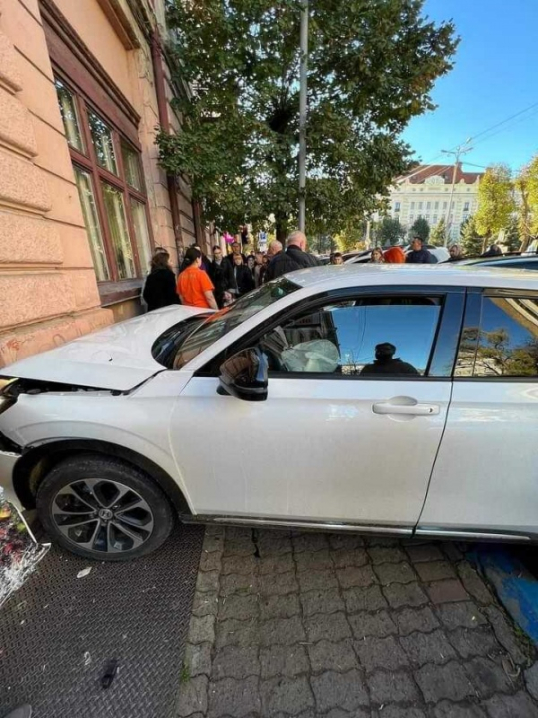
[[460, 215, 483, 256], [311, 234, 335, 254], [475, 164, 515, 239], [409, 216, 430, 241], [180, 663, 191, 684], [477, 330, 538, 377], [429, 217, 447, 246], [158, 0, 458, 238], [375, 217, 405, 246], [515, 155, 538, 250], [503, 216, 520, 253], [334, 220, 367, 251]]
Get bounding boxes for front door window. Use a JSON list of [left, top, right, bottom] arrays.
[[258, 296, 443, 377]]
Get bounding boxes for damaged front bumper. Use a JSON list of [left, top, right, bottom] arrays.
[[0, 450, 22, 511], [0, 378, 22, 510]]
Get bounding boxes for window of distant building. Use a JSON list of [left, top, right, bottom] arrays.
[[464, 201, 470, 212], [410, 202, 415, 210], [426, 202, 431, 210], [418, 202, 423, 210], [394, 202, 401, 212]]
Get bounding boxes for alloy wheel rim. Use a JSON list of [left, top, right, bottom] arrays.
[[51, 478, 154, 554]]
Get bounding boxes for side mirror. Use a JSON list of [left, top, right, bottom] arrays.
[[218, 348, 268, 401]]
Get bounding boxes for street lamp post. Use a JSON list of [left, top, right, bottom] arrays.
[[298, 0, 308, 232], [441, 141, 472, 246]]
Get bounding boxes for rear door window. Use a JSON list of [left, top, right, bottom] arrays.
[[472, 296, 538, 378]]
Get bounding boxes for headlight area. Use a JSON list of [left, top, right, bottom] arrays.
[[0, 378, 19, 417]]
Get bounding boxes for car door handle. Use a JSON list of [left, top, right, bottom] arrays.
[[372, 402, 440, 416]]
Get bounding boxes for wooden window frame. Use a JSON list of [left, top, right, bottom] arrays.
[[54, 70, 155, 298]]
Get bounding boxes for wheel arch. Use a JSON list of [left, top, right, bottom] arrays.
[[13, 438, 192, 516]]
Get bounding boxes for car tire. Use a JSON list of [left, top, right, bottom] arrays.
[[36, 454, 175, 561]]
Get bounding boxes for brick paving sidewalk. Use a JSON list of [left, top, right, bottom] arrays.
[[177, 528, 538, 718]]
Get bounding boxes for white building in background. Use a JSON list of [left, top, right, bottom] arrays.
[[388, 164, 484, 241]]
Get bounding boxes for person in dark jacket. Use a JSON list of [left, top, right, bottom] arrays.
[[448, 244, 464, 261], [406, 237, 434, 264], [265, 231, 320, 281], [224, 241, 247, 270], [481, 244, 503, 257], [229, 253, 254, 299], [142, 250, 180, 311], [360, 342, 419, 376], [208, 245, 233, 308]]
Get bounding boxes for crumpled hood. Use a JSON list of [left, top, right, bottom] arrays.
[[1, 305, 209, 391]]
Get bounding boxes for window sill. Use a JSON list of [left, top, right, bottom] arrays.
[[99, 279, 143, 307]]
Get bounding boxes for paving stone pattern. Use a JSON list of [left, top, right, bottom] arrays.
[[177, 528, 538, 718]]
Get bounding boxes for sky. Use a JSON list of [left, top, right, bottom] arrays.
[[401, 0, 538, 174]]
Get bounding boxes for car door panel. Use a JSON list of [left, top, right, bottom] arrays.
[[418, 381, 538, 534], [170, 288, 463, 526], [419, 291, 538, 535], [172, 376, 451, 524]]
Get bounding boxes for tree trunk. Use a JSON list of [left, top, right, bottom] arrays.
[[275, 218, 288, 244], [519, 191, 531, 252]]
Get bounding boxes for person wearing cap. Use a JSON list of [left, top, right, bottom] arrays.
[[360, 342, 419, 376], [177, 248, 218, 310], [406, 237, 434, 264]]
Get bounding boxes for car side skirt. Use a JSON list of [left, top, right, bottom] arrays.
[[181, 515, 538, 543], [416, 527, 532, 542], [181, 514, 412, 535]]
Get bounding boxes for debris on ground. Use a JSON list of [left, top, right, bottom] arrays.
[[0, 493, 49, 609]]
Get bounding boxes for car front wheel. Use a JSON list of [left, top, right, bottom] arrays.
[[36, 454, 174, 561]]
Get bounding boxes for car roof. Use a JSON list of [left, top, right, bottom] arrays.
[[285, 263, 538, 292]]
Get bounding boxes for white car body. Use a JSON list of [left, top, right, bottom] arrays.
[[1, 264, 537, 550]]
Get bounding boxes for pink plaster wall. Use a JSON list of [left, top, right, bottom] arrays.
[[0, 0, 112, 369]]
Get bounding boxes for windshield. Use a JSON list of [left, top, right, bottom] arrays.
[[152, 277, 300, 370]]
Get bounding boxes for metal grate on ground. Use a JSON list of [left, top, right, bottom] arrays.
[[0, 524, 204, 718]]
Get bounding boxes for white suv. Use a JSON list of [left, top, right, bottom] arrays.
[[1, 264, 537, 560]]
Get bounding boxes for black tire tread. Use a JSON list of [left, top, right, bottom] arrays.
[[36, 453, 175, 561]]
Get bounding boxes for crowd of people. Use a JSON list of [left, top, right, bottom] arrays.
[[142, 230, 501, 313], [142, 230, 323, 312], [338, 236, 458, 265]]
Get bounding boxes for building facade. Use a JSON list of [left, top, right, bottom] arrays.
[[0, 0, 207, 368], [388, 164, 483, 242]]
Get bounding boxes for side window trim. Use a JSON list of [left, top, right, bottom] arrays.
[[195, 285, 464, 379]]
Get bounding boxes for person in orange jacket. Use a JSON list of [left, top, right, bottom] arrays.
[[384, 246, 406, 264]]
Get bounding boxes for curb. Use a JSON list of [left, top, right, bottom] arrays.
[[469, 545, 538, 646]]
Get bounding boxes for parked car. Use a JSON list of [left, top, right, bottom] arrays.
[[457, 254, 538, 271], [1, 264, 537, 560], [345, 244, 450, 264]]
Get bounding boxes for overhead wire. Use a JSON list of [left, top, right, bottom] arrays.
[[402, 99, 538, 181], [468, 100, 538, 144]]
